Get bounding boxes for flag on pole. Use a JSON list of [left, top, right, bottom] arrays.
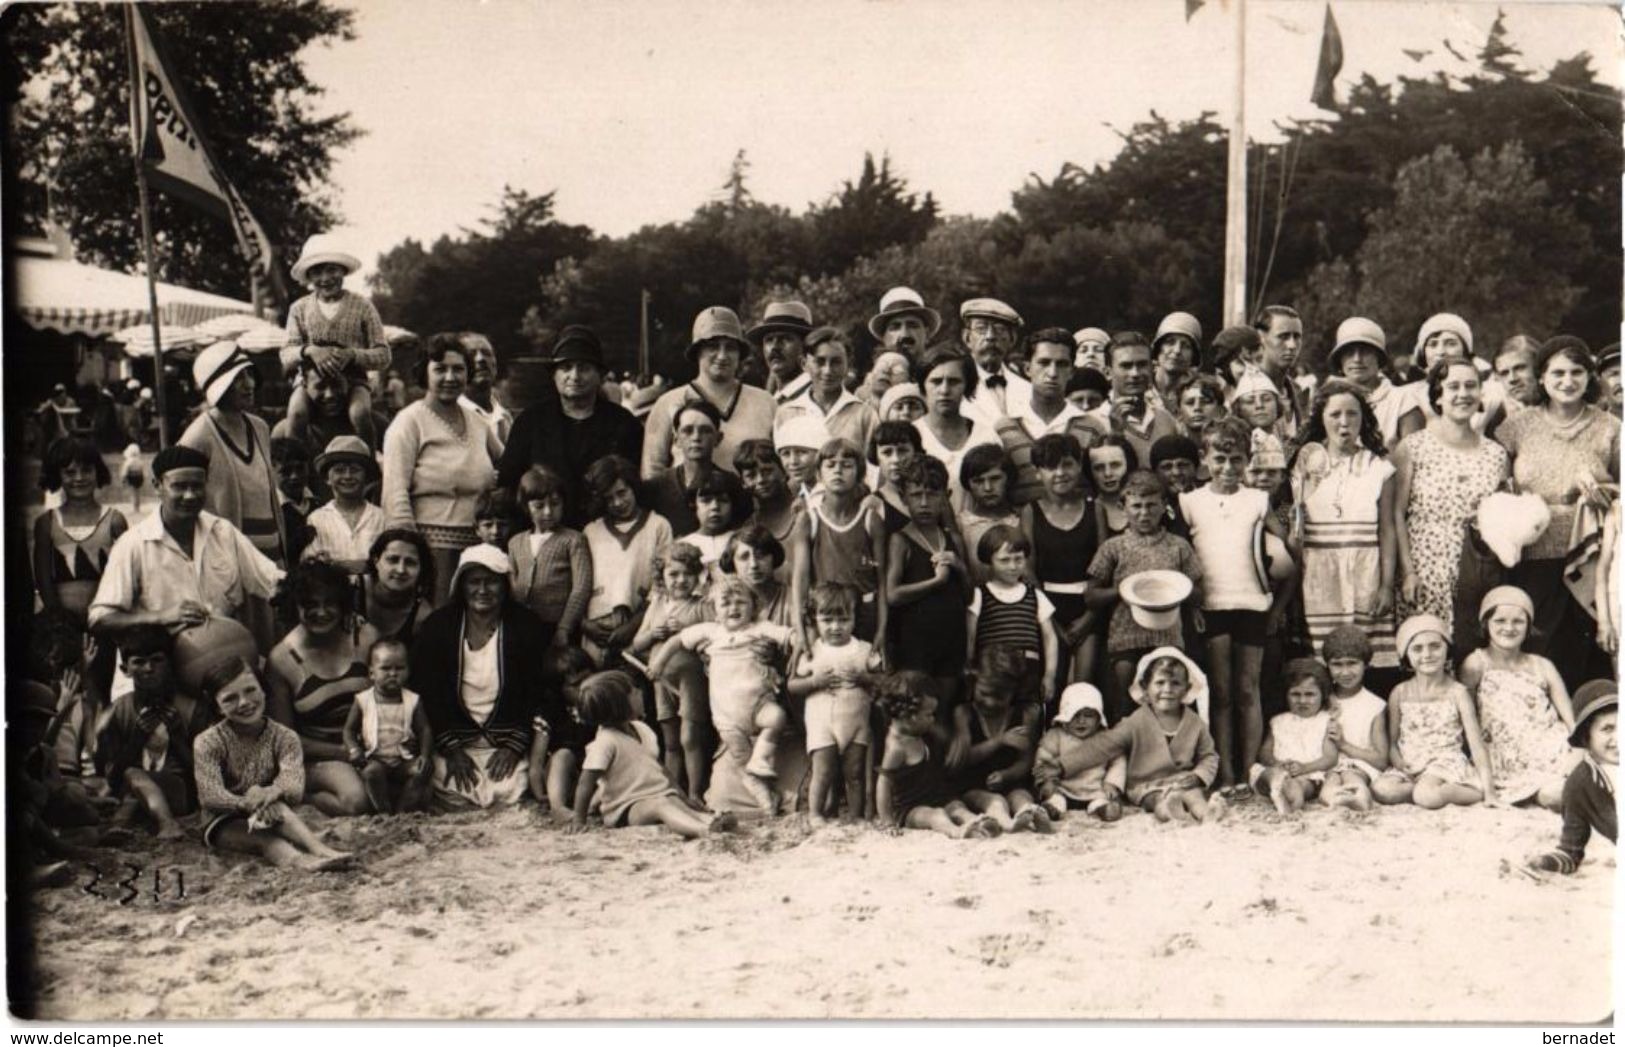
[[127, 4, 285, 299], [1310, 4, 1344, 110], [1185, 0, 1206, 21]]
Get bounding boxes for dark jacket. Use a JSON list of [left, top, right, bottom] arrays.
[[409, 602, 562, 756], [496, 399, 644, 528]]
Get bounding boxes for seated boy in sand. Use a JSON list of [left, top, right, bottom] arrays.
[[1527, 682, 1616, 876], [342, 638, 433, 813], [193, 657, 352, 870], [95, 625, 213, 839], [875, 671, 1000, 839]]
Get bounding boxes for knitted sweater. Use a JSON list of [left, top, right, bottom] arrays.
[[380, 401, 503, 530], [192, 718, 305, 820], [280, 291, 390, 375], [1033, 728, 1128, 801]]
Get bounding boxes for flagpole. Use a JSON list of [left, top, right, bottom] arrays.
[[125, 3, 170, 449], [1221, 0, 1249, 326], [638, 288, 651, 378]]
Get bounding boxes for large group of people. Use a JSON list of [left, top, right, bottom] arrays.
[[17, 232, 1619, 877]]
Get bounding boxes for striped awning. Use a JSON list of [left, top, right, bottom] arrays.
[[11, 254, 259, 338]]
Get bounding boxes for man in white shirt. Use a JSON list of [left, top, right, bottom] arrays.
[[960, 298, 1031, 424], [1253, 305, 1309, 436], [747, 301, 814, 403], [457, 332, 513, 444], [773, 327, 878, 455], [89, 446, 284, 638]]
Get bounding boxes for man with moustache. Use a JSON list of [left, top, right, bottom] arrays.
[[866, 286, 941, 368], [497, 326, 643, 529], [959, 297, 1031, 424], [747, 301, 815, 403]]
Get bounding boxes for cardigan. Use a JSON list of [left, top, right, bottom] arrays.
[[409, 602, 559, 756], [507, 528, 593, 635], [380, 401, 504, 531], [1063, 703, 1219, 792], [496, 400, 644, 528]]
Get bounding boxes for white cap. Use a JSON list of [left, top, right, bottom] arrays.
[[1128, 646, 1210, 724], [774, 413, 832, 452]]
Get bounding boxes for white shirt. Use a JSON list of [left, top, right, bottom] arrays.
[[461, 631, 501, 726], [303, 501, 385, 567], [774, 386, 879, 454], [1179, 485, 1272, 612], [1012, 398, 1089, 439], [89, 509, 285, 629], [459, 394, 513, 445], [963, 364, 1032, 424], [771, 372, 811, 404]]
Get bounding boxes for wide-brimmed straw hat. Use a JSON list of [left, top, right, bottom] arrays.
[[290, 233, 361, 284], [1119, 570, 1192, 630], [868, 287, 942, 341]]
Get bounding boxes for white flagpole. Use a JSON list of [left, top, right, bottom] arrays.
[[1222, 0, 1249, 326]]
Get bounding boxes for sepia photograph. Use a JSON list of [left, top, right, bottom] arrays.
[[2, 0, 1618, 1026]]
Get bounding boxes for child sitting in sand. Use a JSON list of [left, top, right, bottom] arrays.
[[1251, 658, 1339, 816], [1033, 682, 1126, 822], [788, 583, 882, 826], [567, 671, 737, 838], [1527, 681, 1616, 875], [1372, 615, 1494, 810], [342, 638, 433, 813], [95, 626, 213, 840], [193, 657, 352, 870], [648, 578, 794, 814], [537, 647, 597, 820], [947, 644, 1053, 833], [1064, 648, 1226, 824], [875, 671, 999, 838], [1320, 625, 1388, 811]]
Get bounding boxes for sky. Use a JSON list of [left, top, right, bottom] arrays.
[[294, 0, 1624, 278]]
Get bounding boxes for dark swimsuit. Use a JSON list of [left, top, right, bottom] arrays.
[[287, 649, 370, 746], [887, 738, 952, 826]]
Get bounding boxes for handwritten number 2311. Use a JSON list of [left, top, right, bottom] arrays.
[[82, 863, 186, 905]]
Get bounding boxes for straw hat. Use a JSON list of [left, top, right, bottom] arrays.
[[746, 301, 813, 346], [290, 233, 361, 284], [868, 287, 942, 341], [1119, 570, 1192, 630], [313, 435, 377, 480], [1251, 521, 1294, 591]]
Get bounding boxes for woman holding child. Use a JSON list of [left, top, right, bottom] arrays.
[[411, 544, 562, 810]]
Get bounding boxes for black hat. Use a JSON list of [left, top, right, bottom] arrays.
[[151, 445, 209, 481], [550, 325, 604, 369], [1569, 681, 1617, 748]]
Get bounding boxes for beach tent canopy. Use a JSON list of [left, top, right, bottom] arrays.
[[11, 252, 259, 338]]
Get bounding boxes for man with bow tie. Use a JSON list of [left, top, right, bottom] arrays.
[[959, 298, 1031, 424]]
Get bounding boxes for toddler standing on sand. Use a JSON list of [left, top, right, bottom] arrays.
[[343, 638, 433, 813], [788, 583, 882, 826]]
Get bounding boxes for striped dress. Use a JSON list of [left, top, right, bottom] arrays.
[[972, 581, 1044, 664], [1294, 448, 1397, 667]]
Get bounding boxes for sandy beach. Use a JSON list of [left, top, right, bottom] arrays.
[[20, 799, 1612, 1022]]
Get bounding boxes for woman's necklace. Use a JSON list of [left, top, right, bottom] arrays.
[[1321, 445, 1361, 519]]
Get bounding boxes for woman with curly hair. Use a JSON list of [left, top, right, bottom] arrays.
[[362, 528, 437, 645], [1289, 379, 1399, 678]]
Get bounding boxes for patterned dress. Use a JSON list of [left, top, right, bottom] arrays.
[[1388, 681, 1476, 786], [1396, 429, 1508, 632], [1475, 663, 1578, 804]]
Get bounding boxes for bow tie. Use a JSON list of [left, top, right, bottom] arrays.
[[985, 374, 1006, 390]]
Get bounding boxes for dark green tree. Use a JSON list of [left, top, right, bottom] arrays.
[[805, 153, 937, 278], [4, 2, 362, 300]]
